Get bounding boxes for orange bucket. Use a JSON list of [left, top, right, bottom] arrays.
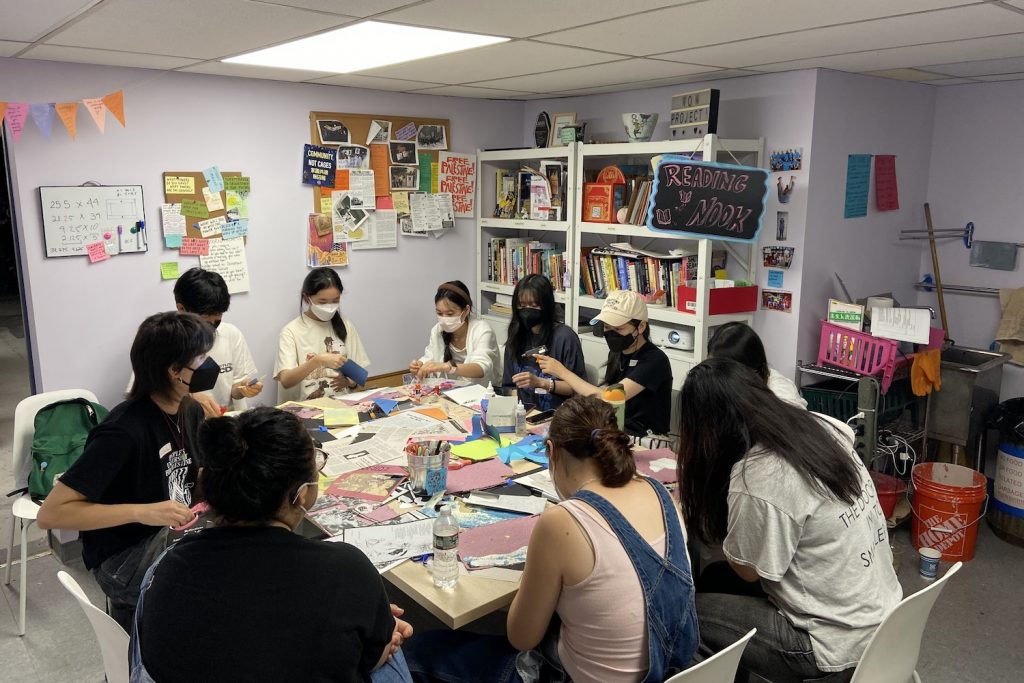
[[911, 462, 988, 562]]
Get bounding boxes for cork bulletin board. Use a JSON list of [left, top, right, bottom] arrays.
[[162, 170, 244, 240]]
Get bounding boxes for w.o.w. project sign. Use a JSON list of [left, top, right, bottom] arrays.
[[646, 156, 770, 242]]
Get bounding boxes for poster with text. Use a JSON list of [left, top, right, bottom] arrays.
[[438, 152, 476, 217]]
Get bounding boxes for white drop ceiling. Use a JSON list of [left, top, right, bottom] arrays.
[[1, 0, 1023, 98]]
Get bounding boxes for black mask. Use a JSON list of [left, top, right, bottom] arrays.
[[182, 357, 220, 393], [209, 319, 222, 329], [518, 308, 543, 329], [604, 329, 637, 353]]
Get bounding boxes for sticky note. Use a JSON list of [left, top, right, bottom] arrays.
[[202, 186, 224, 211], [767, 269, 784, 288], [180, 199, 209, 219], [324, 408, 360, 427], [203, 165, 224, 193], [160, 262, 180, 280], [320, 196, 333, 214], [181, 237, 210, 256], [394, 122, 417, 141], [85, 241, 109, 263], [165, 176, 195, 195], [221, 219, 248, 240], [197, 216, 226, 238], [165, 234, 183, 249], [224, 176, 250, 193]]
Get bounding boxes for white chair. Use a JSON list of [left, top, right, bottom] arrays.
[[4, 388, 98, 635], [850, 561, 963, 683], [57, 570, 129, 683], [664, 628, 756, 682]]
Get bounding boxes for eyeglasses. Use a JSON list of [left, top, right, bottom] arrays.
[[314, 447, 329, 473]]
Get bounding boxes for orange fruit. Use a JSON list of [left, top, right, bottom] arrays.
[[603, 389, 626, 401]]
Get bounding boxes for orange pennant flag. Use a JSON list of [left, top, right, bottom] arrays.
[[82, 97, 106, 133], [0, 103, 7, 125], [55, 102, 79, 140], [101, 90, 125, 127]]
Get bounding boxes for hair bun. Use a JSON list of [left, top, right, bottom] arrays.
[[197, 416, 247, 470], [591, 428, 636, 487]]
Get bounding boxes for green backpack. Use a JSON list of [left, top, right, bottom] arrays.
[[28, 398, 109, 500]]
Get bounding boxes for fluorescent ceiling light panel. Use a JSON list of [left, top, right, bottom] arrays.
[[223, 20, 508, 73]]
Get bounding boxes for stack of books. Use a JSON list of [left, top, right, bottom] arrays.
[[486, 238, 567, 290], [488, 294, 513, 318], [493, 162, 567, 221]]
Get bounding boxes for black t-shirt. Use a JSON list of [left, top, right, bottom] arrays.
[[609, 341, 673, 435], [59, 397, 203, 569], [139, 526, 394, 683]]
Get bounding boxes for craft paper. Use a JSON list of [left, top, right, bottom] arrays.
[[767, 269, 784, 288], [340, 359, 369, 386], [55, 102, 78, 140], [202, 165, 224, 193], [4, 103, 29, 142], [464, 492, 547, 516], [180, 199, 208, 219], [431, 163, 439, 194], [165, 234, 183, 249], [393, 122, 417, 141], [221, 219, 248, 240], [369, 144, 390, 196], [361, 504, 400, 523], [224, 176, 250, 193], [101, 90, 125, 127], [326, 471, 400, 501], [516, 470, 559, 501], [459, 515, 538, 568], [0, 103, 6, 127], [374, 398, 400, 415], [418, 153, 432, 192], [324, 407, 360, 427], [635, 448, 678, 484], [85, 241, 109, 263], [202, 186, 224, 211], [843, 154, 872, 219], [165, 176, 195, 195], [29, 103, 55, 138], [376, 196, 394, 210], [225, 191, 248, 220], [497, 435, 545, 465], [303, 144, 336, 187], [180, 237, 210, 256], [81, 98, 106, 133], [874, 155, 899, 211], [445, 458, 514, 492], [196, 216, 226, 238], [160, 262, 180, 280], [422, 499, 524, 529], [438, 152, 476, 217], [351, 209, 398, 251], [336, 518, 433, 565], [200, 237, 250, 294]]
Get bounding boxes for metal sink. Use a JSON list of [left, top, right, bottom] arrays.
[[941, 346, 1010, 372]]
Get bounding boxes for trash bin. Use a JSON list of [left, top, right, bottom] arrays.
[[989, 398, 1024, 548]]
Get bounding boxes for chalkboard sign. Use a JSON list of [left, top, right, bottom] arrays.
[[646, 157, 769, 243], [40, 185, 147, 257]]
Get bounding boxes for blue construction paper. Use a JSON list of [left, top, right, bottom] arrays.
[[374, 398, 399, 415], [340, 359, 369, 386], [29, 103, 54, 138], [844, 154, 872, 219], [497, 435, 545, 465], [767, 269, 784, 288]]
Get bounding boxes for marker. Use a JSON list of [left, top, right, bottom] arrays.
[[137, 220, 147, 248], [117, 225, 123, 252]]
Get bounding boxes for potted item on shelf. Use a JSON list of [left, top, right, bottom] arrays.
[[622, 113, 659, 142]]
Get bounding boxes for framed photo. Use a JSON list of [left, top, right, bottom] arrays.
[[317, 119, 350, 145], [549, 112, 577, 147], [389, 140, 418, 165]]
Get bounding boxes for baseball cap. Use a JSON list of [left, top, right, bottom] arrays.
[[591, 290, 648, 328]]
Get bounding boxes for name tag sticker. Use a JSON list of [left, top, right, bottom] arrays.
[[630, 360, 639, 367], [159, 443, 172, 457]]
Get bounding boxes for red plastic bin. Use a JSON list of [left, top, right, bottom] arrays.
[[817, 321, 900, 392]]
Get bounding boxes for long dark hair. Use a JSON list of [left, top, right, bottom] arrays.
[[301, 267, 347, 343], [676, 358, 861, 545], [507, 274, 556, 357], [708, 322, 769, 381], [129, 312, 215, 400], [549, 396, 636, 487], [435, 280, 472, 364], [602, 319, 651, 385], [198, 407, 315, 524]]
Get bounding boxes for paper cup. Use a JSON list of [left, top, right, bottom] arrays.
[[918, 547, 941, 579]]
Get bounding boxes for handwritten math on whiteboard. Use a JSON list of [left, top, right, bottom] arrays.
[[39, 185, 147, 257]]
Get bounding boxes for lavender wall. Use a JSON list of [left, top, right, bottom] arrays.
[[924, 80, 1024, 400], [521, 70, 820, 377], [0, 58, 524, 406], [801, 70, 936, 365]]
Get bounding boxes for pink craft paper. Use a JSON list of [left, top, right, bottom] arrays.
[[445, 458, 514, 493], [458, 515, 538, 560], [360, 464, 409, 476], [360, 504, 400, 523], [635, 448, 679, 484]]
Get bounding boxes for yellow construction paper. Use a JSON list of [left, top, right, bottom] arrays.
[[451, 436, 512, 462], [324, 408, 359, 427]]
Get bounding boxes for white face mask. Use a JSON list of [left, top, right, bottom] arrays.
[[437, 314, 464, 333], [309, 302, 339, 322]]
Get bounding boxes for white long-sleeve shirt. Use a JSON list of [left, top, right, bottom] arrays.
[[419, 318, 500, 386]]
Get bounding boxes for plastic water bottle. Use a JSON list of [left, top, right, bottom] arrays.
[[515, 400, 527, 437], [432, 505, 460, 589], [481, 382, 495, 422]]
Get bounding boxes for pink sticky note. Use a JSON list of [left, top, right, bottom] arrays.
[[85, 241, 109, 263], [446, 458, 514, 493], [180, 237, 209, 256], [376, 196, 395, 210]]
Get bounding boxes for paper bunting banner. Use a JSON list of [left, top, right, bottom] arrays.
[[82, 97, 106, 133], [30, 103, 55, 138], [0, 103, 6, 125], [4, 103, 29, 142], [55, 102, 78, 140], [102, 90, 125, 127]]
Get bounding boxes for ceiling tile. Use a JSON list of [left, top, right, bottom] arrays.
[[974, 71, 1024, 81], [377, 0, 689, 38], [354, 41, 618, 84], [470, 58, 710, 93], [0, 40, 30, 57], [179, 60, 332, 81], [554, 69, 757, 96], [306, 73, 446, 91], [535, 0, 975, 56], [44, 0, 354, 59], [863, 68, 948, 81], [0, 0, 97, 42], [1004, 0, 1024, 9], [411, 85, 537, 98], [755, 33, 1024, 73], [924, 55, 1024, 76], [251, 0, 418, 17], [926, 77, 981, 84], [656, 5, 1024, 69], [19, 44, 200, 69]]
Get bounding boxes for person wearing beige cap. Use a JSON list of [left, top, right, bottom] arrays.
[[537, 290, 672, 436]]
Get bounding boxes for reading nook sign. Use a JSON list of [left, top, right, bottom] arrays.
[[646, 156, 770, 243]]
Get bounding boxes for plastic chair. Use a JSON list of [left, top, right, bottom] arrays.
[[4, 388, 98, 635], [850, 561, 963, 683], [663, 628, 756, 682], [57, 571, 129, 683]]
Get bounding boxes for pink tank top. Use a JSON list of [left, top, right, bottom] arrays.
[[555, 498, 666, 683]]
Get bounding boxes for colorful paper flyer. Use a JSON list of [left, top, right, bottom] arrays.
[[438, 152, 476, 217], [844, 154, 872, 219], [874, 155, 899, 211], [302, 144, 336, 187]]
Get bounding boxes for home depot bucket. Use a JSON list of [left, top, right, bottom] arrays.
[[870, 471, 907, 519], [911, 462, 988, 562]]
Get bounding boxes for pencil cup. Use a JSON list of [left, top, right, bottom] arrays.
[[406, 441, 451, 496]]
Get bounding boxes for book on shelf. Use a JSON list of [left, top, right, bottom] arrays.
[[580, 164, 654, 225], [488, 303, 513, 317], [486, 238, 566, 290], [491, 162, 567, 221], [579, 244, 697, 308], [582, 182, 626, 223], [495, 170, 517, 218]]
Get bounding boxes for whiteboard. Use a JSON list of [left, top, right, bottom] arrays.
[[39, 185, 148, 257]]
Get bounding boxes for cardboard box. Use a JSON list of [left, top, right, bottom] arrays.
[[677, 284, 759, 314]]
